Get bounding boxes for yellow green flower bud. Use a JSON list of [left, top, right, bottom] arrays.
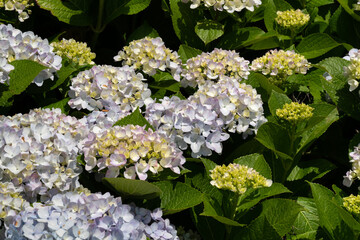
[[209, 163, 272, 194], [51, 38, 96, 66], [275, 9, 310, 29], [343, 194, 360, 215], [276, 102, 314, 122]]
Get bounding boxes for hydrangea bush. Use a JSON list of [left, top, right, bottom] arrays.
[[1, 0, 360, 239]]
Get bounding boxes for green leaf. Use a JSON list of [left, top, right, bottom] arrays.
[[104, 0, 151, 24], [43, 98, 71, 114], [245, 72, 284, 102], [194, 20, 224, 45], [148, 80, 180, 92], [126, 21, 159, 44], [337, 0, 360, 21], [153, 181, 203, 213], [289, 197, 320, 239], [0, 60, 48, 106], [296, 33, 340, 59], [307, 0, 334, 8], [287, 159, 336, 181], [233, 153, 272, 179], [268, 91, 292, 117], [36, 0, 93, 26], [152, 72, 174, 82], [255, 122, 292, 159], [113, 108, 154, 130], [102, 177, 161, 199], [177, 44, 202, 63], [201, 158, 217, 177], [170, 0, 203, 48], [309, 182, 360, 239]]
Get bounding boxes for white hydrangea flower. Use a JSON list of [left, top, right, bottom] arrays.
[[0, 0, 33, 22], [182, 0, 262, 13], [68, 65, 153, 112], [0, 24, 62, 85], [344, 143, 360, 188], [114, 37, 183, 81], [181, 48, 250, 88], [0, 108, 89, 203], [5, 192, 179, 240], [343, 48, 360, 94]]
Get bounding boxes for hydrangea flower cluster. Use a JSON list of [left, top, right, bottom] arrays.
[[276, 102, 314, 123], [354, 1, 360, 10], [251, 49, 311, 86], [68, 65, 153, 111], [0, 0, 33, 22], [275, 9, 310, 30], [0, 24, 62, 86], [343, 143, 360, 188], [146, 78, 266, 158], [343, 194, 360, 215], [181, 48, 250, 88], [83, 124, 186, 180], [209, 163, 272, 194], [0, 108, 89, 203], [343, 48, 360, 93], [51, 38, 96, 66], [177, 227, 201, 240], [5, 192, 179, 240], [114, 37, 182, 81], [182, 0, 262, 13]]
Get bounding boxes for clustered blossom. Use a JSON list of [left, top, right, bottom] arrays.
[[177, 227, 201, 240], [146, 78, 266, 158], [276, 102, 314, 123], [354, 1, 360, 10], [181, 48, 250, 88], [83, 124, 186, 180], [0, 108, 89, 203], [68, 65, 153, 111], [5, 192, 179, 240], [275, 9, 310, 30], [114, 37, 182, 81], [343, 143, 360, 188], [0, 24, 62, 86], [209, 163, 272, 194], [0, 0, 33, 22], [343, 48, 360, 93], [343, 194, 360, 215], [182, 0, 262, 13], [51, 38, 96, 66], [251, 49, 310, 86]]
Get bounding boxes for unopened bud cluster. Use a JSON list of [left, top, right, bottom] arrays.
[[251, 49, 310, 85], [68, 65, 153, 111], [0, 0, 33, 22], [343, 48, 360, 93], [114, 37, 182, 81], [181, 48, 250, 87], [275, 9, 310, 29], [182, 0, 262, 13], [51, 38, 95, 66], [343, 143, 360, 188], [276, 102, 314, 122], [0, 24, 62, 86], [210, 163, 272, 194], [343, 194, 360, 215], [83, 124, 186, 180]]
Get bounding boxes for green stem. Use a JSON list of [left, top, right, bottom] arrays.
[[91, 0, 105, 48], [225, 194, 241, 239]]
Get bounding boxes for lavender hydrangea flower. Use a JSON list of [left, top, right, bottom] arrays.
[[0, 0, 34, 22], [182, 0, 262, 13], [68, 65, 153, 112], [344, 143, 360, 188], [82, 124, 186, 180], [0, 24, 62, 85], [0, 108, 89, 203], [114, 37, 182, 81], [6, 192, 179, 240]]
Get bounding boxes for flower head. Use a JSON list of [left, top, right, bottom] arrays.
[[276, 102, 314, 122], [275, 9, 310, 30], [343, 143, 360, 188], [354, 1, 360, 10], [68, 65, 153, 111], [251, 49, 310, 86], [0, 0, 34, 22], [83, 124, 186, 180], [210, 163, 272, 194], [181, 48, 250, 87], [343, 194, 360, 215], [343, 48, 360, 93], [114, 37, 182, 81], [182, 0, 262, 13], [51, 38, 95, 66]]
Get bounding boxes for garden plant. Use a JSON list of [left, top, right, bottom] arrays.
[[1, 0, 360, 239]]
